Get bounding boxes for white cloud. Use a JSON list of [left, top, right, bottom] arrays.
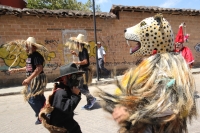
[[159, 0, 182, 8]]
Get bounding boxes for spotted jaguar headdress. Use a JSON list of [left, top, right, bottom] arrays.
[[125, 13, 174, 56]]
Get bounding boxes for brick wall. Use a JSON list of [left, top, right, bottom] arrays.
[[0, 12, 200, 87]]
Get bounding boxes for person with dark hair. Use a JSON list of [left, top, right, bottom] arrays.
[[69, 34, 96, 110], [39, 63, 84, 133], [8, 37, 48, 125], [97, 41, 110, 78]]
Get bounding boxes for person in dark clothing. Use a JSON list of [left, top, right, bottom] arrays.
[[39, 63, 84, 133], [9, 37, 48, 125], [70, 34, 96, 110]]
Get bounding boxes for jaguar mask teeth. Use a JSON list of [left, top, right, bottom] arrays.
[[124, 14, 174, 56], [126, 40, 141, 55]]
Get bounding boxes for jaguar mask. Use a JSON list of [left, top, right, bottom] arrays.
[[125, 13, 174, 56]]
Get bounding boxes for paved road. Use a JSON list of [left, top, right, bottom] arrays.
[[1, 78, 200, 133], [0, 84, 119, 133]]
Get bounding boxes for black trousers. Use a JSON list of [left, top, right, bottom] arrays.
[[98, 58, 109, 77], [79, 67, 94, 103]]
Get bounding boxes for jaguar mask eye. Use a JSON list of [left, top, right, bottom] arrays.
[[140, 21, 146, 27]]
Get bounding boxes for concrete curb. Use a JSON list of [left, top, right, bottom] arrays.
[[0, 92, 21, 96], [0, 69, 200, 97], [0, 77, 122, 97]]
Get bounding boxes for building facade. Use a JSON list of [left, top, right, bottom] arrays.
[[0, 5, 200, 87]]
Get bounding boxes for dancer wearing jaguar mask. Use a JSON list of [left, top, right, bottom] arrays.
[[98, 14, 197, 133]]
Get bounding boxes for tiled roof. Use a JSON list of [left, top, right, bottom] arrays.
[[0, 4, 116, 19], [111, 5, 200, 16]]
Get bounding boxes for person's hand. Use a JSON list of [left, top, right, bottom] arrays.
[[9, 69, 17, 74], [45, 103, 51, 107], [73, 61, 80, 65], [71, 86, 80, 95], [70, 50, 76, 55], [73, 60, 77, 64], [112, 106, 130, 123], [53, 83, 58, 91], [22, 78, 31, 86], [48, 83, 58, 95]]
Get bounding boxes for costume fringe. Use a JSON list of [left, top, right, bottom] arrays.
[[98, 53, 197, 133], [40, 114, 67, 133], [83, 66, 94, 85], [39, 84, 67, 133], [21, 73, 47, 101]]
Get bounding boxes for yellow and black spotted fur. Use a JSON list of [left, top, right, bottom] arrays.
[[125, 13, 174, 56]]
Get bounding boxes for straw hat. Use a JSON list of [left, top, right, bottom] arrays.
[[3, 37, 49, 60], [74, 34, 88, 45], [65, 34, 89, 51], [25, 37, 49, 58], [66, 34, 88, 45], [26, 37, 48, 50], [2, 37, 50, 70]]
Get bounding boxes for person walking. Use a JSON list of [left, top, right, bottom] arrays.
[[39, 63, 83, 133], [97, 41, 110, 78], [69, 34, 96, 110], [8, 37, 48, 125]]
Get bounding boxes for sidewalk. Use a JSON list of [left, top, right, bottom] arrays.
[[1, 67, 200, 97], [0, 75, 123, 96]]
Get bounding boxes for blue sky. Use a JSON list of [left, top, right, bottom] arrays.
[[79, 0, 200, 12]]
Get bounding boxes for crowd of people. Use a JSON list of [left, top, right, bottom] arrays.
[[6, 16, 196, 133]]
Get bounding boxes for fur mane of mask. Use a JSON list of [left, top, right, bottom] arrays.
[[125, 13, 174, 56], [99, 53, 197, 133]]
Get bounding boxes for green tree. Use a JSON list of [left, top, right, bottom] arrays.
[[26, 0, 101, 12]]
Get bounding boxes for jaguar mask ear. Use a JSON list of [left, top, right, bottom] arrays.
[[154, 13, 163, 28]]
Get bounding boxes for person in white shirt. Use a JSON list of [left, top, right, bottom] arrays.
[[97, 42, 110, 78]]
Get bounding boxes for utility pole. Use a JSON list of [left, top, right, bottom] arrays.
[[92, 0, 99, 81]]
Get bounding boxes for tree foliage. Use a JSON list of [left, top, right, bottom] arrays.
[[26, 0, 101, 12]]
